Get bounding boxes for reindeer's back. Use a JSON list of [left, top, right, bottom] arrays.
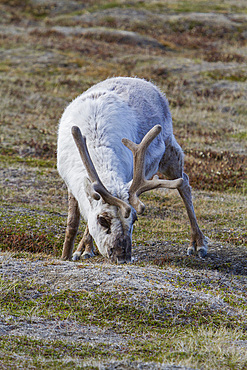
[[57, 77, 174, 201], [87, 77, 173, 141]]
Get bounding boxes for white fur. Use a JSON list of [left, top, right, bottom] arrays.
[[57, 77, 174, 259]]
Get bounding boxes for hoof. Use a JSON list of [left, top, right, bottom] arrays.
[[82, 251, 95, 259], [198, 237, 209, 258], [187, 242, 196, 256], [198, 248, 207, 258], [61, 255, 71, 261], [72, 252, 81, 261], [187, 237, 208, 258]]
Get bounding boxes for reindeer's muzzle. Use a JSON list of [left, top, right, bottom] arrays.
[[108, 236, 132, 264]]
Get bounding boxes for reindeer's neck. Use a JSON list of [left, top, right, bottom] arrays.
[[89, 144, 133, 184], [90, 148, 130, 202]]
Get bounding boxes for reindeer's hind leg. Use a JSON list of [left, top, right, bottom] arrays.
[[62, 191, 80, 260], [159, 138, 208, 258], [72, 225, 95, 261]]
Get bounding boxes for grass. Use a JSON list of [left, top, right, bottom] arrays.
[[0, 330, 246, 369], [71, 0, 247, 15], [0, 0, 247, 368], [0, 278, 246, 369], [1, 328, 245, 369], [0, 336, 115, 369]]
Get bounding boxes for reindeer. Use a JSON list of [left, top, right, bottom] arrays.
[[57, 77, 208, 263]]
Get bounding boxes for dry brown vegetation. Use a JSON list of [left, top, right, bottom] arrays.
[[0, 0, 247, 369]]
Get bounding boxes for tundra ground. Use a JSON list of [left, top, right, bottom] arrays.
[[0, 0, 246, 369]]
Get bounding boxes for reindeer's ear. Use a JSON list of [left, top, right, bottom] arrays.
[[83, 177, 101, 204]]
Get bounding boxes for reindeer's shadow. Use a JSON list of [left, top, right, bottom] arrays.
[[132, 241, 247, 276]]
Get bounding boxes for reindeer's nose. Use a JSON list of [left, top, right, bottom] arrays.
[[108, 236, 132, 264], [116, 255, 132, 264], [116, 257, 126, 264], [109, 250, 131, 264]]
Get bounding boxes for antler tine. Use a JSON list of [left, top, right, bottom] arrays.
[[122, 125, 183, 214], [72, 126, 131, 218], [122, 125, 162, 195]]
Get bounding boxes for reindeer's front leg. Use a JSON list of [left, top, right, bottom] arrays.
[[62, 191, 80, 260], [72, 225, 94, 261]]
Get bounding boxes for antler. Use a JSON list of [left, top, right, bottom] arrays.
[[122, 125, 183, 214], [72, 126, 131, 218]]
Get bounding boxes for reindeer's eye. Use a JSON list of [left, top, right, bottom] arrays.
[[97, 214, 111, 233]]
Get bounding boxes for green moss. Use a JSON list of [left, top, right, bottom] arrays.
[[203, 70, 247, 82], [1, 280, 246, 368], [0, 336, 116, 368], [0, 205, 66, 255], [84, 0, 247, 14], [0, 281, 243, 334], [1, 328, 245, 369], [231, 131, 247, 141], [0, 154, 56, 168], [167, 0, 247, 14]]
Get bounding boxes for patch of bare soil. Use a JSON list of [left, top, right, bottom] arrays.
[[134, 241, 247, 276]]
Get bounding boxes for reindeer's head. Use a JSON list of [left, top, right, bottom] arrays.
[[72, 125, 182, 264]]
